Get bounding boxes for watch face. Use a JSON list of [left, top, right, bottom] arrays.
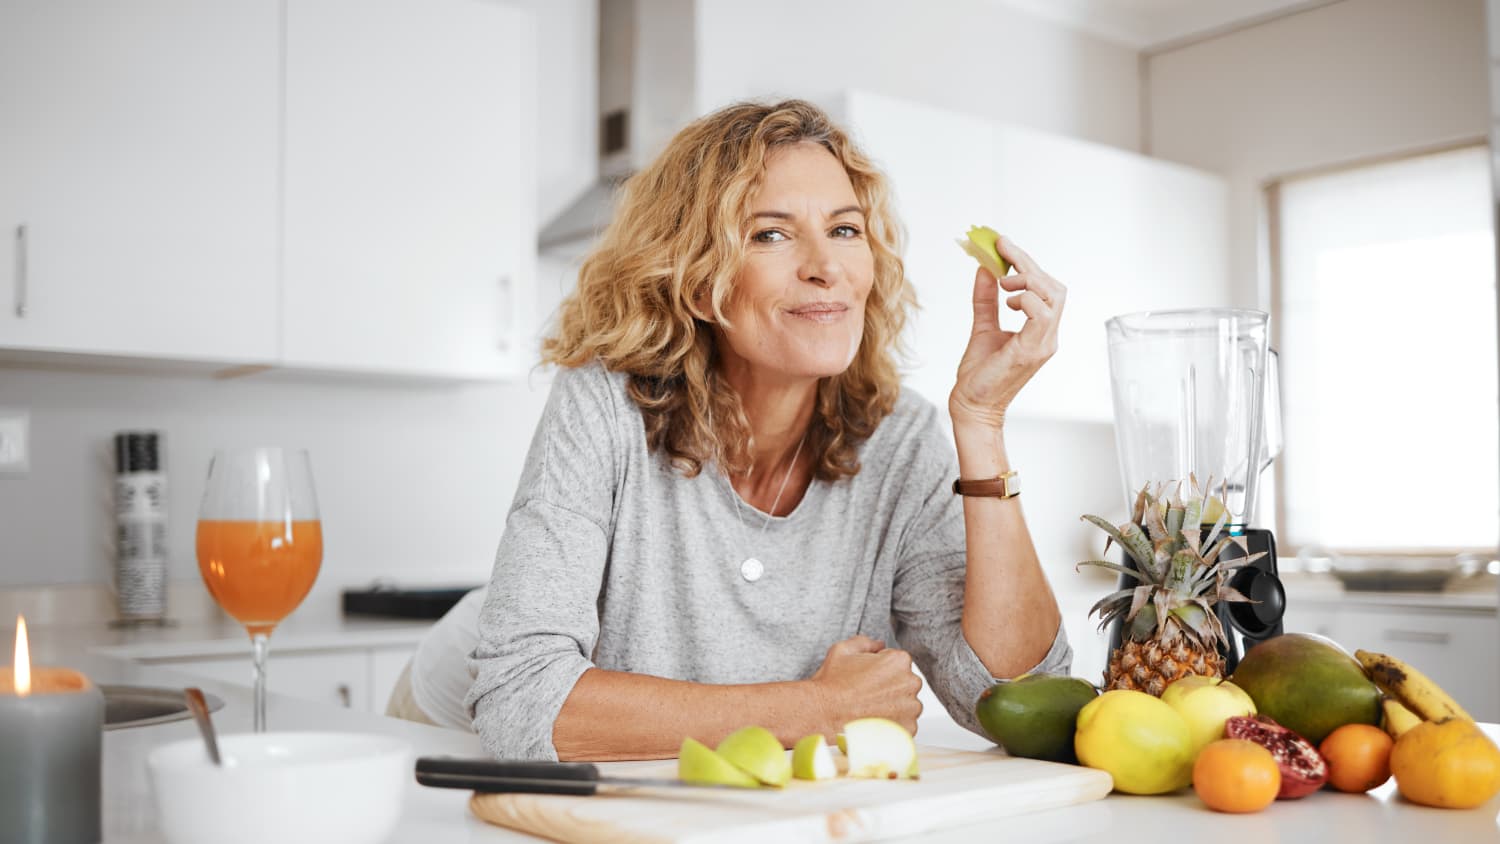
[[1006, 475, 1021, 497]]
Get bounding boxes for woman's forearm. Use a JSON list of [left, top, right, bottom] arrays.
[[552, 668, 827, 761], [952, 421, 1062, 678]]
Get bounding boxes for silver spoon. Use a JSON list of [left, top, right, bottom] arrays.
[[184, 687, 222, 766]]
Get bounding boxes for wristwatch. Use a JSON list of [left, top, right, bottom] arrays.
[[952, 471, 1020, 499]]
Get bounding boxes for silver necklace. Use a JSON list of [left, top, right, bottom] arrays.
[[729, 432, 806, 583]]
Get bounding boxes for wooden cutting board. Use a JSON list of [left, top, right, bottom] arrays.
[[469, 746, 1113, 843]]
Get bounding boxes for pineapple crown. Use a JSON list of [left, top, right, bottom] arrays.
[[1077, 476, 1263, 650]]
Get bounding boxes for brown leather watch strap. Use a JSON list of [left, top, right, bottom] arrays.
[[952, 472, 1020, 498]]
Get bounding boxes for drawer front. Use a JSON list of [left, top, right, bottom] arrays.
[[1337, 608, 1499, 721], [1279, 603, 1339, 640], [151, 650, 373, 711], [369, 646, 416, 716]]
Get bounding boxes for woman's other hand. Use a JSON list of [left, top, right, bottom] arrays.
[[807, 635, 923, 736], [949, 236, 1066, 431]]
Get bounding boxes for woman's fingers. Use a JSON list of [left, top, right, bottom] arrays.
[[999, 271, 1067, 311], [1005, 290, 1052, 323], [828, 635, 884, 657], [970, 267, 1001, 337], [996, 235, 1042, 277], [1006, 291, 1061, 357]]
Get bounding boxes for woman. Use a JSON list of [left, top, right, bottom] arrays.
[[410, 99, 1069, 762]]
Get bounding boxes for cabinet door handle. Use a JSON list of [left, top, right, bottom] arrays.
[[497, 274, 513, 352], [1383, 629, 1450, 645], [337, 683, 352, 708], [14, 224, 27, 318]]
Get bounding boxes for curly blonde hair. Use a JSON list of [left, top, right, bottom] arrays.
[[542, 99, 913, 480]]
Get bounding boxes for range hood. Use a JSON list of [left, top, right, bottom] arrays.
[[538, 0, 698, 255]]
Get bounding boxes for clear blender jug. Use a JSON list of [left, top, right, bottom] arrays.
[[1104, 308, 1285, 671]]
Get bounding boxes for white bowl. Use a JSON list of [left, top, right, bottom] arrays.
[[148, 732, 411, 844]]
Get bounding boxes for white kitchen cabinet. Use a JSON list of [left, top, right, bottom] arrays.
[[0, 0, 280, 364], [150, 650, 370, 711], [370, 645, 418, 715], [836, 91, 1231, 422], [1280, 598, 1499, 722], [0, 0, 537, 380], [1337, 606, 1499, 722], [146, 644, 418, 713], [280, 0, 537, 378]]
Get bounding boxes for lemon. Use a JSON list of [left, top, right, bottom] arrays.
[[1159, 675, 1257, 755], [1075, 690, 1195, 794]]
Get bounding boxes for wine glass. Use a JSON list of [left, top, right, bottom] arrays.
[[195, 448, 322, 732]]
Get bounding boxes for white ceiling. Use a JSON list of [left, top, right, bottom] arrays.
[[990, 0, 1338, 51]]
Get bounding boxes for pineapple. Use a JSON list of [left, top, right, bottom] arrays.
[[1078, 477, 1261, 696]]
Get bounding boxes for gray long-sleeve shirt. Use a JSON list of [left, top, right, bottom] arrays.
[[465, 361, 1070, 760]]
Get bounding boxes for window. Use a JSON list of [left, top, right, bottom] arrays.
[[1272, 144, 1497, 554]]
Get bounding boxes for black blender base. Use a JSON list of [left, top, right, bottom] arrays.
[[1105, 528, 1285, 677]]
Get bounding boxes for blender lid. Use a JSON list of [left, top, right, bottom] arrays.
[[1106, 307, 1269, 340]]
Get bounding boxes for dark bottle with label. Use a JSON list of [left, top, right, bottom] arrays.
[[113, 431, 168, 624]]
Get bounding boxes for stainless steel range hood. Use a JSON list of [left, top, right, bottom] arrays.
[[538, 0, 698, 255]]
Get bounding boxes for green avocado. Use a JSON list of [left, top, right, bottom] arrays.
[[975, 674, 1099, 763]]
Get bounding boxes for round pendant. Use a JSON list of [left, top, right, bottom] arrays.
[[740, 557, 764, 582]]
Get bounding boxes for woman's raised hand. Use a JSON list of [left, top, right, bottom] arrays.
[[949, 236, 1066, 431], [806, 635, 923, 737]]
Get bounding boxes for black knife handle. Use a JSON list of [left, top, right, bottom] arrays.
[[415, 757, 602, 795]]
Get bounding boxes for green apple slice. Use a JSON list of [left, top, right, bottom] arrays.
[[791, 734, 838, 781], [678, 737, 761, 788], [716, 726, 791, 787], [956, 225, 1011, 278], [843, 717, 919, 780]]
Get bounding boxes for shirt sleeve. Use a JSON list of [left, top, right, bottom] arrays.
[[888, 408, 1073, 738], [465, 365, 620, 761]]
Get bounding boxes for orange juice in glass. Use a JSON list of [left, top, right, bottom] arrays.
[[196, 448, 321, 732], [196, 519, 322, 636]]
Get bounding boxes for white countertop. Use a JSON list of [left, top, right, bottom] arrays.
[[17, 618, 1500, 842], [1280, 572, 1499, 612]]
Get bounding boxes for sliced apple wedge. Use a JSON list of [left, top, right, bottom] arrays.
[[956, 224, 1011, 278], [791, 734, 838, 781], [844, 717, 918, 780], [716, 726, 791, 787], [678, 737, 761, 788]]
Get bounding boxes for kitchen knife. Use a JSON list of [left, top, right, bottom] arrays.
[[415, 757, 756, 795]]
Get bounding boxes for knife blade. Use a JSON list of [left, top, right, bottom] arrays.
[[415, 756, 758, 795]]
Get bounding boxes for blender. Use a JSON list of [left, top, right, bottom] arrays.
[[1104, 308, 1285, 673]]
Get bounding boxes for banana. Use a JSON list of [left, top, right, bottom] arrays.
[[1381, 697, 1422, 738], [1355, 649, 1472, 723]]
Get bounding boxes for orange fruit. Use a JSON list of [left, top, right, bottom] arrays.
[[1391, 717, 1500, 809], [1319, 723, 1393, 793], [1192, 738, 1281, 813]]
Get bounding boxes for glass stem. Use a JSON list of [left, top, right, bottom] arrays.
[[251, 632, 270, 733]]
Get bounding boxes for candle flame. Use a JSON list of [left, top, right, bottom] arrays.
[[14, 614, 29, 696]]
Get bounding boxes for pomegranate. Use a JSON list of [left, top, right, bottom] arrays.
[[1224, 715, 1328, 799]]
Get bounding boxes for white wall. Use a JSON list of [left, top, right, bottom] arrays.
[[694, 0, 1143, 153], [1146, 0, 1490, 305]]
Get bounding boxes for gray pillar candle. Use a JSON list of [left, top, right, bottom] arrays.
[[1, 621, 104, 844]]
